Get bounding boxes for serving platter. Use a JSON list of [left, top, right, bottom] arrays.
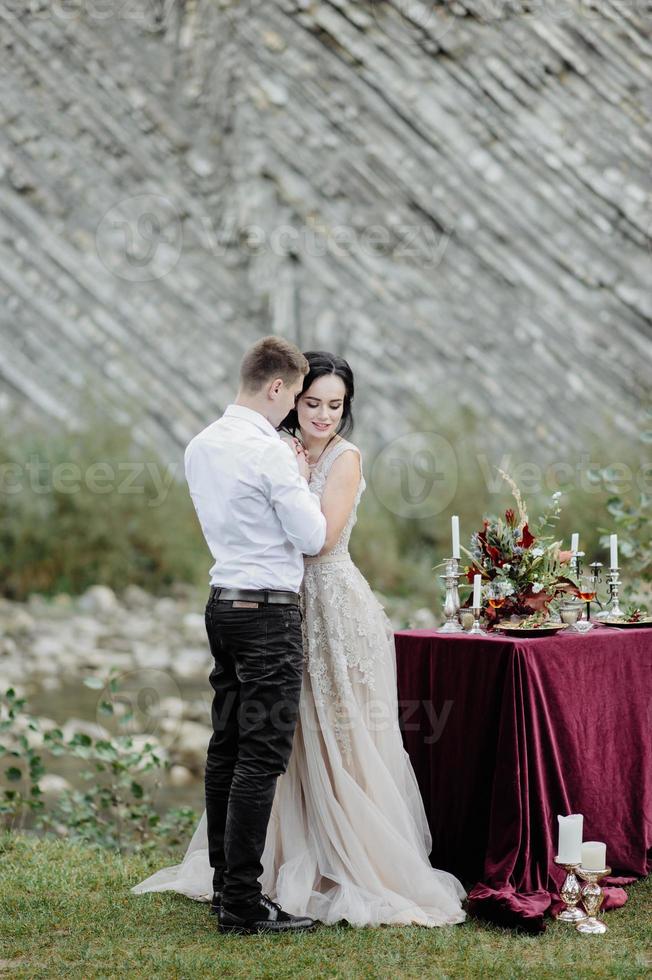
[[598, 618, 652, 629], [495, 623, 570, 637]]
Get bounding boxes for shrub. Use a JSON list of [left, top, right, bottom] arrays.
[[0, 673, 197, 854]]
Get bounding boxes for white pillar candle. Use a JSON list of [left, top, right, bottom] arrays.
[[581, 841, 607, 871], [571, 533, 579, 553], [557, 813, 583, 863], [473, 574, 482, 609], [610, 533, 618, 569], [451, 515, 460, 559]]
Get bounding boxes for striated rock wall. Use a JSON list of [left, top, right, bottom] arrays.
[[1, 1, 650, 460]]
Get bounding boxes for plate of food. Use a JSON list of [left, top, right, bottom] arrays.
[[599, 617, 652, 629], [599, 607, 651, 628], [495, 616, 570, 638]]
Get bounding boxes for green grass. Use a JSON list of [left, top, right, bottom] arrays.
[[1, 833, 650, 978]]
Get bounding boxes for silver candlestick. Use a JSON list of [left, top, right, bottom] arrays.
[[553, 858, 587, 923], [469, 605, 487, 635], [576, 865, 611, 934], [438, 557, 463, 633], [595, 567, 623, 621], [570, 550, 584, 579]]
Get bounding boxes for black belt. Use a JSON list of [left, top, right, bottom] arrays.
[[209, 586, 299, 606]]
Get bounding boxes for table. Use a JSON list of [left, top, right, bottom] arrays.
[[394, 625, 652, 932]]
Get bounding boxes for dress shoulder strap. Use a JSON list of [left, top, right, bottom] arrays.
[[321, 439, 362, 477]]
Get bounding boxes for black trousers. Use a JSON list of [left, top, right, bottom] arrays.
[[203, 591, 304, 915]]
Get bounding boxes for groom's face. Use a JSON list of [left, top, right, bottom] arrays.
[[270, 375, 304, 428]]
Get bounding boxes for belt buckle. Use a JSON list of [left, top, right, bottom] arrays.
[[232, 600, 260, 608]]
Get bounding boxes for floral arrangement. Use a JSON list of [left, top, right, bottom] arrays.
[[612, 604, 649, 624], [461, 470, 578, 626]]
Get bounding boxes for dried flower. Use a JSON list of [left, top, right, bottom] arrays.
[[497, 468, 529, 527]]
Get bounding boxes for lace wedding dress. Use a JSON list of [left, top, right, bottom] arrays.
[[131, 437, 467, 927]]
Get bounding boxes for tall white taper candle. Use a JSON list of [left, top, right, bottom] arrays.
[[473, 574, 482, 609], [610, 533, 618, 569], [451, 515, 460, 559]]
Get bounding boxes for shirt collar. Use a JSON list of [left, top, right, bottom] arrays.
[[224, 404, 280, 439]]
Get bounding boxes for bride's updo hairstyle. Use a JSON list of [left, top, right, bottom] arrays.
[[279, 350, 355, 440]]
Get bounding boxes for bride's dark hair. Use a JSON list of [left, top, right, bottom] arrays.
[[279, 350, 355, 439]]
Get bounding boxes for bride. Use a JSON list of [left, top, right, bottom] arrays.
[[132, 351, 466, 928]]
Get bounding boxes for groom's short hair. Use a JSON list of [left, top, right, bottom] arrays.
[[240, 336, 309, 393]]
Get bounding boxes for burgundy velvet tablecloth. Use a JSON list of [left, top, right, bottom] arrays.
[[394, 625, 652, 932]]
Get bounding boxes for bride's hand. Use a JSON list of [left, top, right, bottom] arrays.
[[292, 439, 310, 479], [292, 437, 309, 459]]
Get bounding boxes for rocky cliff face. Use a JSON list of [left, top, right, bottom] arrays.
[[1, 1, 650, 459]]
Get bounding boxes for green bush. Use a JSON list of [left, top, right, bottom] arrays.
[[1, 402, 647, 611], [592, 407, 652, 584], [0, 410, 207, 600], [0, 676, 197, 854]]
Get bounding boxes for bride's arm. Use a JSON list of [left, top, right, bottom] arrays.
[[317, 451, 362, 555]]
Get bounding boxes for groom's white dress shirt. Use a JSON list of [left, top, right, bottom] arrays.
[[184, 404, 327, 592]]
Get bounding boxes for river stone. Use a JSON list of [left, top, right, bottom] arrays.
[[39, 774, 73, 795], [78, 586, 119, 615], [122, 585, 154, 609], [168, 764, 195, 788]]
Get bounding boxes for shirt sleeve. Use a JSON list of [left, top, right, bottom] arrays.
[[262, 441, 327, 556]]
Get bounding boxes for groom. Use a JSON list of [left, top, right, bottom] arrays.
[[184, 336, 326, 934]]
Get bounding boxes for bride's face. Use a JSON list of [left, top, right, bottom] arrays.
[[296, 374, 346, 442]]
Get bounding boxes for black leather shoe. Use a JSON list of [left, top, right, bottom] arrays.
[[218, 894, 318, 935], [209, 891, 222, 916]]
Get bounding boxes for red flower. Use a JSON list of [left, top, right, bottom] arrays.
[[505, 508, 516, 526], [518, 523, 535, 549], [477, 523, 505, 567], [484, 603, 499, 625], [478, 527, 503, 565]]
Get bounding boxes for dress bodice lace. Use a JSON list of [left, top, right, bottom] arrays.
[[298, 437, 395, 756], [303, 437, 366, 564]]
